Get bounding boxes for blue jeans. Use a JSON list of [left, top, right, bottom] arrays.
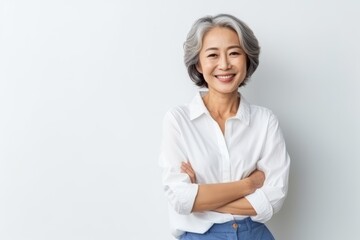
[[180, 218, 275, 240]]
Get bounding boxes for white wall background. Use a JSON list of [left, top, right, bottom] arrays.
[[1, 0, 359, 239]]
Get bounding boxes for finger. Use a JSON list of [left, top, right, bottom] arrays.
[[180, 164, 187, 173], [181, 161, 196, 183], [181, 163, 188, 171], [183, 168, 194, 177], [181, 161, 190, 169], [181, 164, 194, 176], [184, 166, 195, 176], [182, 162, 193, 172], [182, 167, 196, 182], [184, 161, 194, 171]]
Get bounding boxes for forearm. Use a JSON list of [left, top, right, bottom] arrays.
[[214, 197, 257, 216], [191, 179, 255, 212]]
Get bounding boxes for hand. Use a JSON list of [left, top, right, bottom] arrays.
[[181, 161, 197, 183], [247, 169, 265, 189]]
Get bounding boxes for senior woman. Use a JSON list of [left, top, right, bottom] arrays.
[[159, 14, 290, 240]]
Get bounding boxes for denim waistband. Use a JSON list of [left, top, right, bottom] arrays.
[[208, 218, 264, 233]]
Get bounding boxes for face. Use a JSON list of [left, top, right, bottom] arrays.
[[197, 27, 247, 95]]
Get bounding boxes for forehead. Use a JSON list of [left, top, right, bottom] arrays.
[[202, 27, 241, 47]]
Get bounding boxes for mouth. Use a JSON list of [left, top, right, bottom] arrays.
[[215, 74, 236, 83]]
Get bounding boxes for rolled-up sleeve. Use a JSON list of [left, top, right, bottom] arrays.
[[159, 110, 199, 215], [245, 113, 290, 222]]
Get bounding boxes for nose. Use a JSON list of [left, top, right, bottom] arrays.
[[218, 56, 231, 70]]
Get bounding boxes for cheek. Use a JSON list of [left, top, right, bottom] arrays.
[[237, 58, 248, 72], [196, 63, 202, 74], [199, 61, 215, 73]]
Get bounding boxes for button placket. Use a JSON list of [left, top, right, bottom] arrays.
[[211, 118, 231, 182]]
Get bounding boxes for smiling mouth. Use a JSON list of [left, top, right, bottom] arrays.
[[215, 74, 236, 82]]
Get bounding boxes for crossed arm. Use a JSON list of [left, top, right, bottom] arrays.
[[181, 162, 265, 215]]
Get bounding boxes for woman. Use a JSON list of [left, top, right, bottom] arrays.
[[159, 14, 290, 240]]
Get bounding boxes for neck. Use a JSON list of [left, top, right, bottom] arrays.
[[202, 90, 240, 119]]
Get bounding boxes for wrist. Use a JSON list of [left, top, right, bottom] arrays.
[[242, 178, 256, 195]]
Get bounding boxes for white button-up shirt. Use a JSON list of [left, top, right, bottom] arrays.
[[159, 91, 290, 238]]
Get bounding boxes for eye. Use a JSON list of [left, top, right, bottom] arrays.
[[207, 53, 217, 58], [230, 51, 241, 56]]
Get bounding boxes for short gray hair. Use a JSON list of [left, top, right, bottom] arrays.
[[184, 14, 260, 87]]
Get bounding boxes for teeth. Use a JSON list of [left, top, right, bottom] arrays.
[[217, 75, 233, 79]]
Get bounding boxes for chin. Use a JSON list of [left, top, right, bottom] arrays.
[[212, 86, 239, 95]]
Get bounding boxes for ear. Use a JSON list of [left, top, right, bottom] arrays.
[[196, 62, 203, 74]]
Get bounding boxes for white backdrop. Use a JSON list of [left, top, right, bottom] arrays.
[[1, 0, 359, 239]]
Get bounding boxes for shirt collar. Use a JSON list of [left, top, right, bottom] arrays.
[[188, 90, 251, 125]]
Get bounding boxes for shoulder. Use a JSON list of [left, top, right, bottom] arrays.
[[162, 92, 200, 127], [162, 104, 191, 125], [250, 104, 275, 117], [164, 104, 189, 118], [249, 103, 279, 125]]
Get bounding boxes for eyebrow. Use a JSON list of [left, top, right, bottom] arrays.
[[205, 45, 243, 52]]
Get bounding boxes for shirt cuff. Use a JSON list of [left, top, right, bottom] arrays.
[[245, 189, 273, 222], [181, 183, 199, 214]]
